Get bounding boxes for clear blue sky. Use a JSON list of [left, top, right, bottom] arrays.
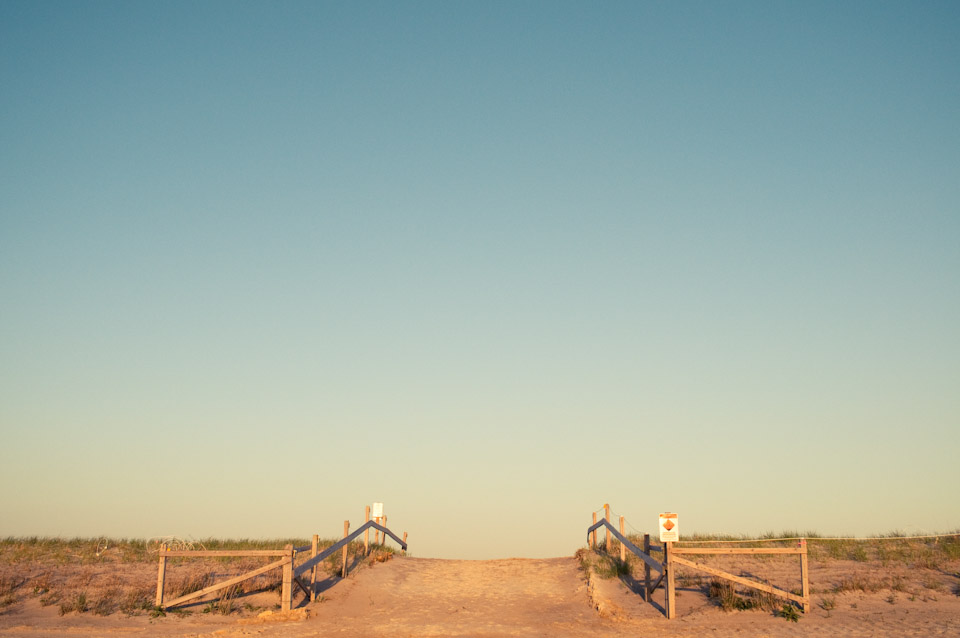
[[1, 1, 958, 559]]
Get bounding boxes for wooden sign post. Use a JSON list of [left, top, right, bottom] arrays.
[[659, 513, 678, 620], [372, 502, 384, 545], [665, 541, 675, 619]]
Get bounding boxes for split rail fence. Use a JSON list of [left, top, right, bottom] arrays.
[[587, 505, 810, 619], [155, 511, 407, 611]]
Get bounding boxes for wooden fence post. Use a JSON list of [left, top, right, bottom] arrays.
[[155, 543, 167, 608], [341, 521, 350, 578], [665, 541, 676, 619], [619, 516, 626, 562], [310, 534, 319, 603], [800, 538, 810, 612], [643, 534, 651, 602], [591, 512, 597, 549], [604, 504, 611, 553], [402, 532, 408, 555], [281, 544, 293, 612], [365, 506, 371, 555]]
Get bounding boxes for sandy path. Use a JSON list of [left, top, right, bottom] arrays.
[[306, 557, 607, 637]]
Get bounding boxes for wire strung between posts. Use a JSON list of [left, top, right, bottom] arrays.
[[588, 510, 959, 544], [602, 508, 645, 536], [598, 511, 650, 542], [623, 518, 647, 536], [674, 533, 960, 543]]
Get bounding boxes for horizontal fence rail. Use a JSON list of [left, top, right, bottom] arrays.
[[161, 549, 290, 557], [671, 547, 803, 555]]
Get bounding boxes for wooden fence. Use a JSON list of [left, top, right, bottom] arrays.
[[669, 540, 810, 617], [156, 516, 407, 611], [586, 508, 809, 619]]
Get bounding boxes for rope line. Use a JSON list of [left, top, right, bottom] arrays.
[[674, 533, 960, 543], [589, 510, 959, 543], [590, 508, 959, 543], [623, 518, 647, 536]]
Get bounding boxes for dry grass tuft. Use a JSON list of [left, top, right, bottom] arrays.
[[58, 591, 89, 616], [707, 579, 780, 612], [167, 571, 214, 598]]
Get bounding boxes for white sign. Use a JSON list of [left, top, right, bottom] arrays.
[[659, 512, 679, 542], [372, 502, 384, 518]]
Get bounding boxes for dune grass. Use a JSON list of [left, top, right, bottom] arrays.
[[0, 536, 400, 617]]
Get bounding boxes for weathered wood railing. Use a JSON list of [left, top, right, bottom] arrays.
[[156, 518, 408, 611], [292, 520, 407, 588], [587, 516, 665, 603]]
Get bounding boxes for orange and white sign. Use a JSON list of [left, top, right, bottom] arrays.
[[659, 512, 679, 542]]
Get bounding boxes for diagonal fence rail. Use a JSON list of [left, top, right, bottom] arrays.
[[587, 518, 663, 574]]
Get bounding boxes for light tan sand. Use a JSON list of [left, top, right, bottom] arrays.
[[2, 555, 959, 637]]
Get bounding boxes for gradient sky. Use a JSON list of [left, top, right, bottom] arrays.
[[1, 1, 958, 559]]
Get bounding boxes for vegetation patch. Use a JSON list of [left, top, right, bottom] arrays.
[[575, 548, 630, 581], [779, 603, 800, 622], [707, 579, 779, 612], [58, 591, 88, 616]]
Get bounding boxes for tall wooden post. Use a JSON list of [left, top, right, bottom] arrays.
[[619, 516, 626, 562], [665, 541, 676, 619], [281, 544, 293, 612], [643, 534, 651, 602], [310, 534, 319, 602], [402, 532, 408, 555], [374, 517, 381, 545], [365, 506, 371, 554], [341, 521, 350, 578], [155, 543, 167, 608], [591, 512, 597, 549], [799, 538, 810, 612], [604, 504, 611, 553]]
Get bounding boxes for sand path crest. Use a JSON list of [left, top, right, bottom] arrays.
[[305, 556, 608, 637]]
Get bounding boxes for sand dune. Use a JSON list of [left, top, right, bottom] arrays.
[[2, 548, 960, 637]]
